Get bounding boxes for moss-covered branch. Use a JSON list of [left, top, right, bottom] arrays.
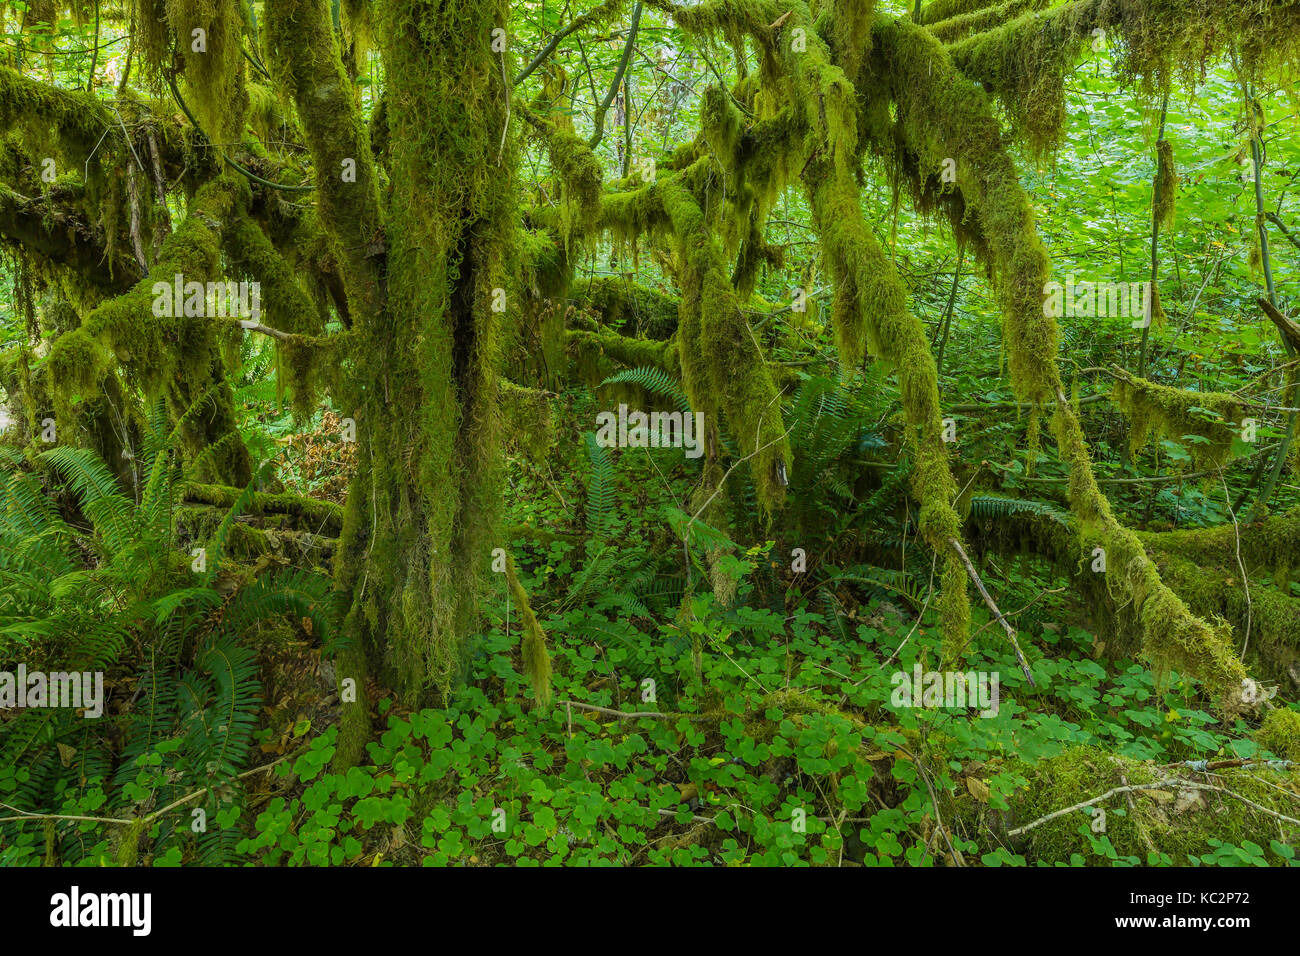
[[570, 276, 680, 339], [925, 0, 1048, 43], [178, 480, 344, 534], [875, 14, 1247, 701], [1109, 368, 1247, 469], [945, 0, 1300, 151], [0, 184, 138, 293], [952, 746, 1300, 863], [266, 0, 384, 319], [45, 177, 254, 485]]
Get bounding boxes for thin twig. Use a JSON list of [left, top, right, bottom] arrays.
[[948, 537, 1035, 686]]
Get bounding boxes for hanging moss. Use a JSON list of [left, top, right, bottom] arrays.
[[504, 552, 552, 706], [177, 0, 248, 143], [945, 0, 1300, 153], [245, 80, 288, 146], [523, 109, 603, 249], [1153, 137, 1177, 229], [571, 276, 680, 340], [876, 16, 1058, 405], [871, 16, 1249, 699], [1111, 374, 1245, 469], [518, 227, 570, 303], [45, 177, 253, 485], [596, 159, 790, 511], [328, 0, 518, 704]]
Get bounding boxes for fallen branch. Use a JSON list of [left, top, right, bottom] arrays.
[[1009, 776, 1300, 839], [948, 537, 1035, 686]]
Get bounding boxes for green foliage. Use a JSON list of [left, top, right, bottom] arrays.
[[0, 418, 339, 866]]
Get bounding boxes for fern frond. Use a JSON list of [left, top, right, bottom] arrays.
[[600, 367, 692, 415], [583, 432, 616, 540], [967, 495, 1068, 524]]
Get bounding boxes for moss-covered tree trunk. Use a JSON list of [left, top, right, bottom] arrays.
[[271, 0, 518, 764]]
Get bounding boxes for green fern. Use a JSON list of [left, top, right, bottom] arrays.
[[600, 367, 692, 415], [583, 431, 617, 540], [968, 495, 1069, 525]]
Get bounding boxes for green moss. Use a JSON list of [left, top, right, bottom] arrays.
[[1257, 708, 1300, 762], [246, 79, 288, 146], [115, 817, 145, 867], [179, 481, 344, 533], [45, 177, 253, 485], [504, 552, 552, 706], [871, 14, 1248, 698], [499, 381, 554, 462], [916, 0, 1003, 25], [177, 0, 249, 143], [1112, 374, 1245, 469], [701, 85, 745, 171], [518, 228, 570, 302], [1154, 138, 1178, 230], [566, 329, 679, 386], [1158, 554, 1300, 688], [327, 0, 518, 702], [225, 217, 325, 417], [266, 0, 384, 320], [946, 0, 1300, 153], [974, 746, 1300, 863], [1139, 508, 1300, 580], [926, 0, 1049, 43], [600, 165, 791, 512], [571, 276, 680, 340], [525, 113, 603, 248]]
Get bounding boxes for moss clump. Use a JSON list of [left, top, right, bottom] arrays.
[[504, 553, 552, 706], [974, 746, 1300, 863], [1138, 507, 1300, 581], [1257, 708, 1300, 762], [945, 0, 1300, 153], [571, 276, 680, 340], [499, 381, 554, 463], [115, 817, 146, 867], [916, 0, 1004, 25], [926, 0, 1049, 43], [1153, 137, 1178, 230], [1112, 374, 1245, 469], [45, 177, 253, 485]]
